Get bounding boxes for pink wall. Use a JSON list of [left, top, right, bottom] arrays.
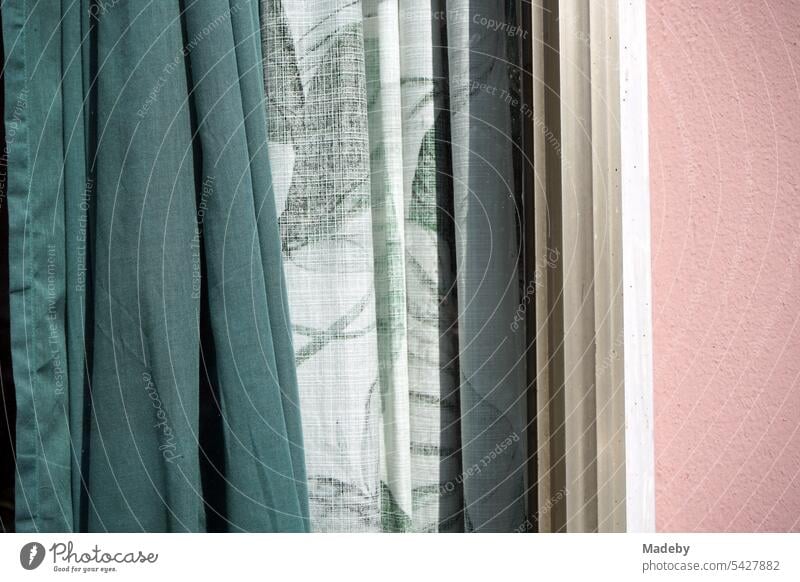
[[649, 0, 800, 531]]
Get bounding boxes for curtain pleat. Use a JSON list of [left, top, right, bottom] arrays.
[[0, 4, 15, 532], [4, 0, 74, 532], [397, 0, 464, 533], [588, 0, 626, 533], [181, 0, 308, 532], [362, 0, 413, 530], [88, 0, 202, 532], [445, 0, 527, 532], [532, 0, 630, 533], [557, 0, 599, 534]]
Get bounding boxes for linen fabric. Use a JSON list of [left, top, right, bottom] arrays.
[[261, 0, 527, 532]]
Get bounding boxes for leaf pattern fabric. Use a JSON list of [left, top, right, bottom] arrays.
[[261, 0, 381, 532], [262, 0, 527, 532]]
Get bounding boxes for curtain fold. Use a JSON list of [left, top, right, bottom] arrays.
[[531, 0, 635, 533], [4, 0, 309, 533], [4, 0, 74, 532], [397, 0, 463, 533], [445, 0, 527, 532], [362, 0, 413, 529], [88, 0, 202, 533], [0, 3, 15, 532]]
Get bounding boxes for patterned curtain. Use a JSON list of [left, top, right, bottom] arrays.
[[261, 0, 528, 532], [1, 0, 651, 534]]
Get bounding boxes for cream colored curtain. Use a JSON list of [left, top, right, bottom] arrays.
[[527, 0, 654, 533]]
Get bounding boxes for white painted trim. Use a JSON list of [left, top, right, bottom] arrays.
[[618, 0, 656, 533]]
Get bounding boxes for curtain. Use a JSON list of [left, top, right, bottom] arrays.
[[262, 0, 528, 532], [0, 4, 14, 532], [3, 0, 308, 532], [2, 0, 651, 534], [530, 0, 654, 532]]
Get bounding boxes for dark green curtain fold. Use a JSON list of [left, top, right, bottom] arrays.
[[0, 3, 16, 533], [3, 0, 308, 533]]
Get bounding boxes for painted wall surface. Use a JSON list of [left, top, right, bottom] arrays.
[[649, 0, 800, 531]]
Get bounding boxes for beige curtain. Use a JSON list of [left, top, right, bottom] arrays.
[[525, 0, 654, 533]]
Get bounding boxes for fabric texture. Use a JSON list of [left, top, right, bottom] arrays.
[[262, 0, 527, 532], [4, 0, 309, 532], [4, 0, 529, 533], [0, 4, 15, 533]]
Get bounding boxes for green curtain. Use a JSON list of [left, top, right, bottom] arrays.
[[0, 4, 15, 532], [4, 0, 309, 532], [262, 0, 527, 532]]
